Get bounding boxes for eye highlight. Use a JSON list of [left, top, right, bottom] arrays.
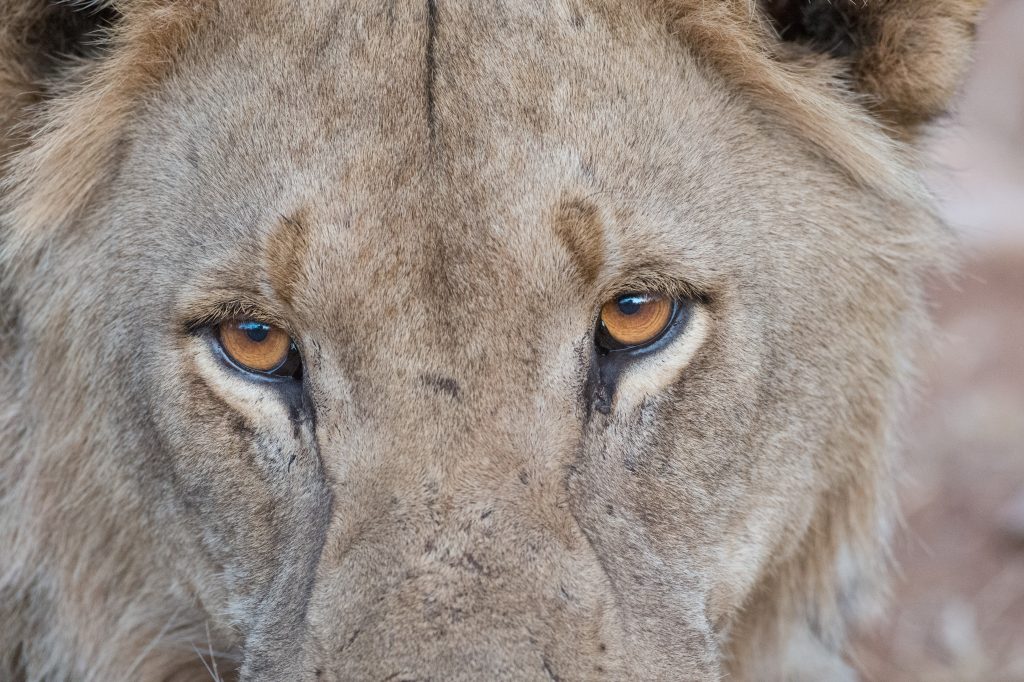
[[216, 320, 301, 378], [596, 294, 677, 351]]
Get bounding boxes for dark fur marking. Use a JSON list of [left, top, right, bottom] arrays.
[[461, 551, 484, 574], [585, 345, 616, 416], [184, 141, 200, 170], [542, 655, 562, 682], [287, 403, 304, 439], [425, 0, 439, 142], [420, 373, 460, 399], [311, 7, 344, 58], [384, 0, 398, 29], [569, 5, 585, 29], [338, 628, 362, 653]]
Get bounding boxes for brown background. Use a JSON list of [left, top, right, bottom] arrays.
[[851, 2, 1024, 679]]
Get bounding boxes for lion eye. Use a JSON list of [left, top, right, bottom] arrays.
[[596, 294, 677, 351], [216, 320, 301, 378]]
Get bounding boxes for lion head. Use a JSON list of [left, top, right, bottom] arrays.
[[0, 1, 983, 679]]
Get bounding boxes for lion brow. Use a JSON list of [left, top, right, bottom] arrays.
[[265, 209, 311, 307]]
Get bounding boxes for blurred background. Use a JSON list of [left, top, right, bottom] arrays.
[[850, 1, 1024, 680]]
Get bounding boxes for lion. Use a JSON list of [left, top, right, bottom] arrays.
[[0, 1, 984, 679]]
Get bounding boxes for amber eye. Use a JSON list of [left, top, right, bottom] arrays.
[[217, 320, 300, 377], [597, 293, 676, 351]]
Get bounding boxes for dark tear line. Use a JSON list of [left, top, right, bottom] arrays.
[[425, 0, 439, 143]]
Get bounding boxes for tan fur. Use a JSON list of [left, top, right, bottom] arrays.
[[0, 1, 981, 679]]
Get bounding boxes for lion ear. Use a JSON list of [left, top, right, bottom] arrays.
[[3, 1, 201, 247], [760, 0, 986, 133], [0, 1, 121, 154]]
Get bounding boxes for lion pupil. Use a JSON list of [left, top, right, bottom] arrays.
[[617, 296, 644, 316], [240, 322, 270, 343]]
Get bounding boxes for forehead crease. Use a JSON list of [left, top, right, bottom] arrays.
[[231, 0, 700, 303]]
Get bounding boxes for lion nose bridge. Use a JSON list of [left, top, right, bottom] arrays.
[[309, 491, 622, 679], [306, 406, 623, 678]]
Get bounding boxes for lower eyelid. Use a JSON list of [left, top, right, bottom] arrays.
[[190, 337, 306, 425], [599, 302, 707, 414]]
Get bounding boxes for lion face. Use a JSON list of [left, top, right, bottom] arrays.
[[1, 1, 983, 680]]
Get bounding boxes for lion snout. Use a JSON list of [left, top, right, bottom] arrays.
[[296, 494, 626, 681]]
